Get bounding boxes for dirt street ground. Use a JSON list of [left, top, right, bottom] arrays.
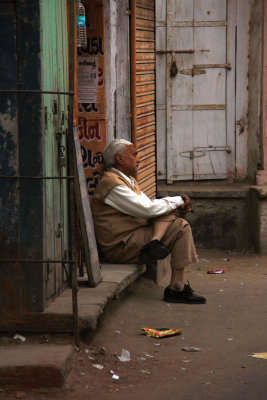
[[1, 249, 267, 400]]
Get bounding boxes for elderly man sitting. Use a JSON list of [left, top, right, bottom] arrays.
[[91, 139, 206, 304]]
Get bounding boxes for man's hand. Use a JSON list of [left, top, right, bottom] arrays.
[[180, 194, 192, 217]]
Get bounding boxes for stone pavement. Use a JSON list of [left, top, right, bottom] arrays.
[[0, 249, 266, 393], [0, 263, 145, 387]]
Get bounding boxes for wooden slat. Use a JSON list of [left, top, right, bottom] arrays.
[[138, 174, 155, 188], [136, 64, 155, 73], [138, 165, 156, 182], [136, 104, 155, 115], [136, 93, 155, 104], [136, 83, 155, 94], [137, 115, 155, 128], [138, 145, 155, 159], [136, 31, 155, 41], [136, 0, 154, 8], [139, 155, 156, 166], [136, 104, 155, 119], [136, 124, 155, 136], [136, 52, 155, 62], [73, 128, 102, 287], [136, 42, 155, 51], [136, 19, 155, 30], [136, 7, 154, 19], [137, 134, 155, 147], [136, 73, 155, 83]]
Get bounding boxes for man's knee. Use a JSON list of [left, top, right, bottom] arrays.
[[162, 217, 191, 244], [153, 209, 180, 223], [172, 217, 189, 232]]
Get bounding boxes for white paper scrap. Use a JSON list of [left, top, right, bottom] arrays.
[[118, 349, 130, 362]]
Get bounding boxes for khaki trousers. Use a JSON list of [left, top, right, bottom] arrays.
[[104, 211, 198, 270]]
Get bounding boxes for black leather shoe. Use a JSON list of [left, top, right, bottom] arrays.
[[138, 239, 170, 264], [163, 282, 206, 304]]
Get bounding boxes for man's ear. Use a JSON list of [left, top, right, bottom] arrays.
[[115, 153, 124, 165]]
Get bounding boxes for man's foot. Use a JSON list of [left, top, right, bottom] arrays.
[[163, 282, 206, 304], [138, 239, 170, 264]]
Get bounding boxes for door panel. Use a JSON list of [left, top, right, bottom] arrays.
[[193, 70, 226, 104], [156, 0, 235, 182], [172, 111, 193, 180], [193, 110, 226, 178], [194, 0, 226, 21]]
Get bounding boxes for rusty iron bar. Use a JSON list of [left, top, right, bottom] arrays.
[[0, 176, 75, 180], [0, 89, 74, 95], [130, 0, 137, 148], [72, 262, 79, 347], [156, 49, 195, 54], [69, 0, 80, 349]]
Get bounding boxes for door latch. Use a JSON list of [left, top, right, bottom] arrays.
[[180, 146, 231, 159], [58, 145, 66, 167], [55, 223, 63, 238]]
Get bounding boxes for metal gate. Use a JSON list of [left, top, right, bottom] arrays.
[[132, 0, 156, 198], [156, 0, 236, 182]]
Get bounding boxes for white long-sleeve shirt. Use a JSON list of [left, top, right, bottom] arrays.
[[104, 168, 184, 219]]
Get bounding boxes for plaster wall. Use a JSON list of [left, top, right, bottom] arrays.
[[247, 0, 263, 181], [250, 186, 267, 253], [105, 0, 131, 143], [187, 197, 249, 250], [158, 184, 250, 250]]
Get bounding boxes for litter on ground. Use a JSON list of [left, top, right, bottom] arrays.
[[249, 353, 267, 359], [182, 346, 201, 352], [142, 327, 182, 338], [207, 269, 226, 274], [118, 348, 131, 362], [13, 334, 26, 342], [92, 364, 104, 370]]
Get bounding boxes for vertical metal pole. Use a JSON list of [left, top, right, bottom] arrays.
[[68, 0, 79, 347], [72, 262, 80, 347], [166, 0, 173, 184], [262, 0, 267, 172], [130, 0, 137, 148]]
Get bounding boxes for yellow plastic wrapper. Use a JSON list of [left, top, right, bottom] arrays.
[[142, 327, 182, 338], [249, 353, 267, 359]]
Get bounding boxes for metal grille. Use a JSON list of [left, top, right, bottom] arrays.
[[135, 0, 156, 199]]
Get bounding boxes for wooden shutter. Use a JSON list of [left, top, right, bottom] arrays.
[[131, 0, 156, 199]]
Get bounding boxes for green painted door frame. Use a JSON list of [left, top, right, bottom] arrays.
[[40, 0, 70, 302]]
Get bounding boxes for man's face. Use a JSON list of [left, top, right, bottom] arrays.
[[116, 145, 140, 177]]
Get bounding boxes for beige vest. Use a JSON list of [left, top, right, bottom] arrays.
[[91, 170, 148, 254]]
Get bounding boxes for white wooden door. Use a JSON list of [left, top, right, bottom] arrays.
[[156, 0, 236, 182]]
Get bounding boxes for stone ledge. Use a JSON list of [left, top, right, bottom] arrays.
[[0, 344, 73, 387], [0, 263, 146, 333], [158, 182, 250, 199], [250, 185, 267, 199]]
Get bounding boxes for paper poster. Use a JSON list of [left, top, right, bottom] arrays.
[[78, 56, 98, 103]]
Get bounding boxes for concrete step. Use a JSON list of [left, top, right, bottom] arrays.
[[0, 344, 73, 387], [1, 263, 146, 333]]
